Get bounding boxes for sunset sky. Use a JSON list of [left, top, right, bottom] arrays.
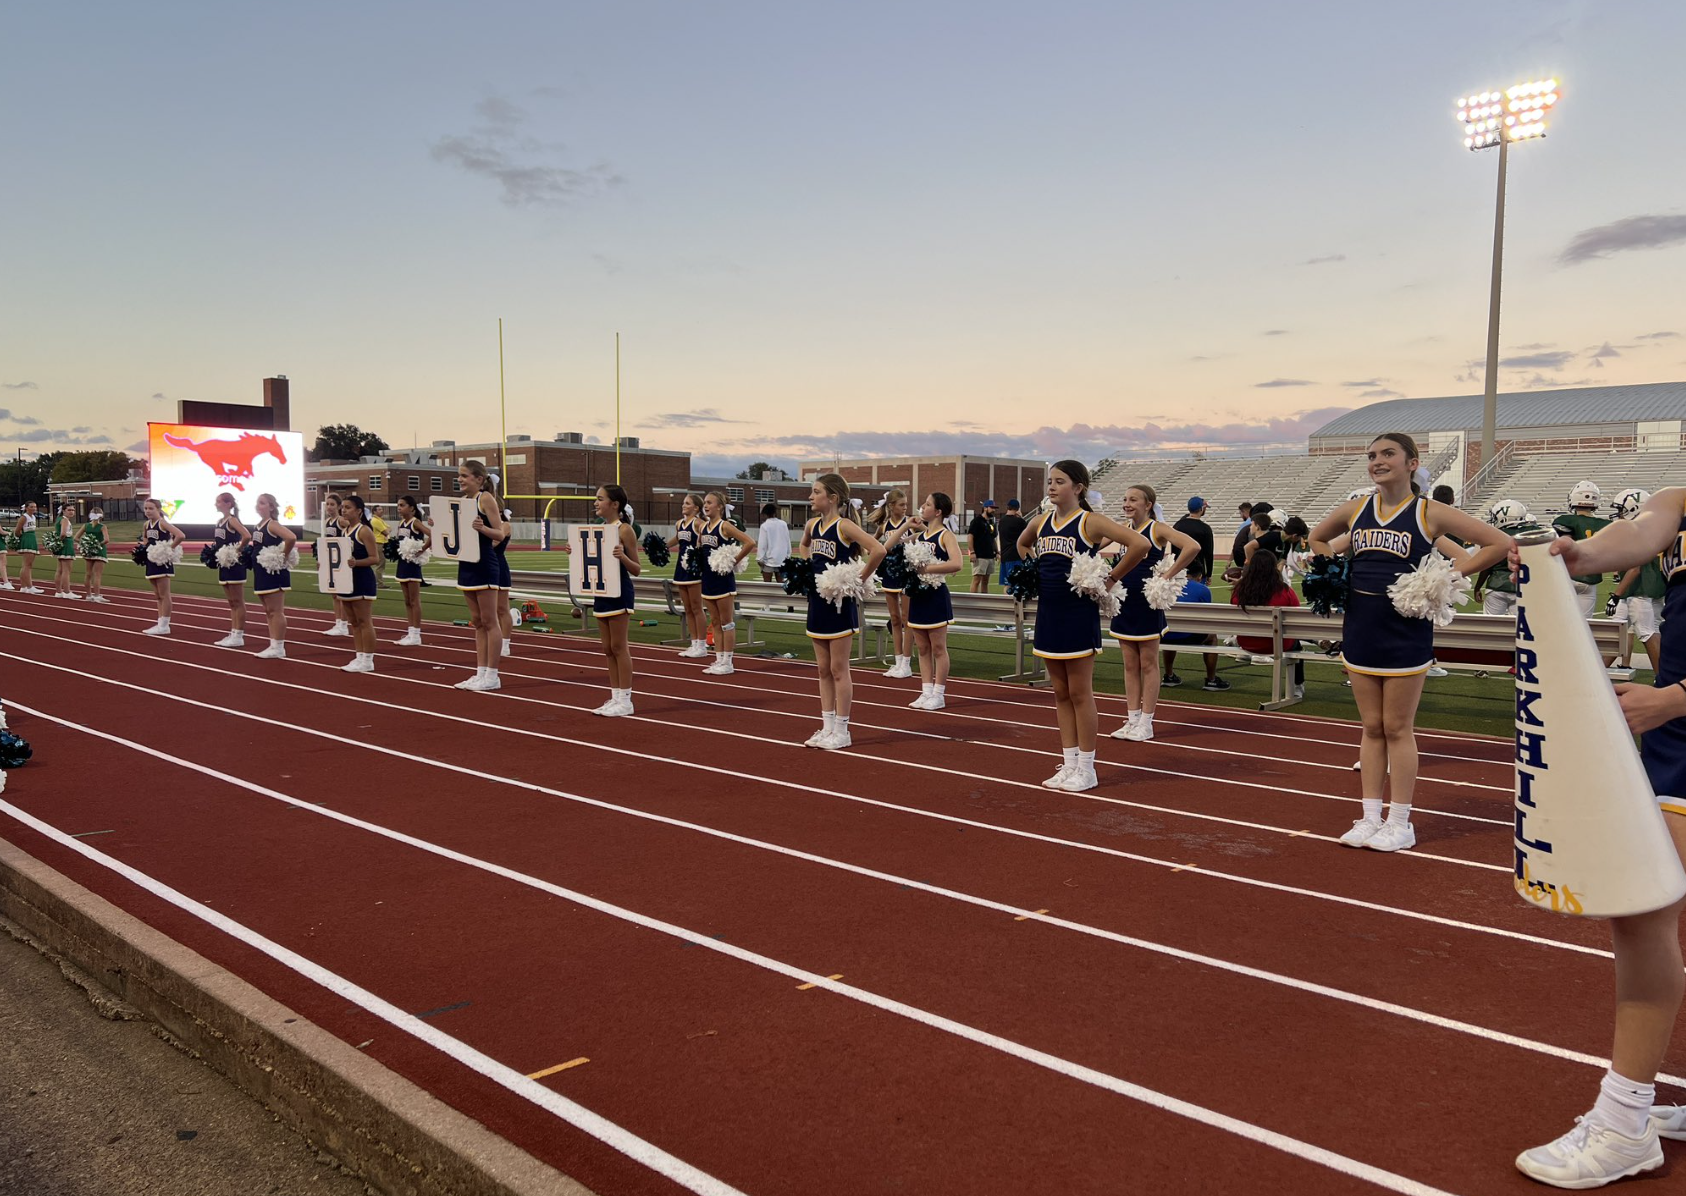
[[4, 0, 1685, 477]]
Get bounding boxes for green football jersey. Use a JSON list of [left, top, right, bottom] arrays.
[[1483, 520, 1540, 594], [1551, 511, 1609, 585]]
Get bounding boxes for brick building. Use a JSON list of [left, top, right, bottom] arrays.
[[796, 455, 1047, 521]]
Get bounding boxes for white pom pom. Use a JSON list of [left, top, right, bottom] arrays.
[[256, 544, 288, 573], [286, 546, 301, 568], [1067, 552, 1123, 620], [901, 540, 938, 575], [397, 537, 431, 565], [215, 544, 242, 568], [708, 544, 745, 575], [0, 706, 8, 730], [146, 541, 181, 567], [1387, 552, 1472, 627], [815, 564, 877, 611], [1141, 556, 1183, 611]]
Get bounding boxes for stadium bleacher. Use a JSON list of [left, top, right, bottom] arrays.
[[1474, 448, 1686, 517], [1088, 453, 1373, 523]]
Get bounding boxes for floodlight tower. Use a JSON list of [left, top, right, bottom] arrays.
[[1457, 78, 1560, 477]]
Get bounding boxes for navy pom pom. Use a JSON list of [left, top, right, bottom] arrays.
[[1005, 561, 1040, 603], [0, 731, 31, 769], [641, 532, 671, 567], [778, 556, 816, 597], [130, 544, 147, 565], [1301, 554, 1350, 617], [199, 543, 219, 568]]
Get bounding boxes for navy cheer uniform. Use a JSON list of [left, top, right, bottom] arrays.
[[495, 511, 513, 591], [672, 517, 702, 586], [1341, 493, 1435, 677], [1641, 495, 1686, 817], [143, 520, 174, 578], [1110, 519, 1168, 642], [395, 518, 425, 583], [806, 516, 861, 639], [253, 520, 291, 594], [877, 516, 911, 592], [905, 527, 954, 629], [698, 518, 737, 598], [214, 516, 248, 585], [455, 497, 499, 591], [1032, 510, 1103, 660], [593, 525, 636, 618], [347, 529, 378, 600]]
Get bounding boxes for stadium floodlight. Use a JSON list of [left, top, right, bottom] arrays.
[[1455, 78, 1561, 478]]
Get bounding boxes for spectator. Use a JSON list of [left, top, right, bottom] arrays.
[[1231, 548, 1306, 701], [1229, 502, 1255, 580], [996, 498, 1028, 587], [1432, 483, 1456, 506], [1160, 560, 1227, 690], [368, 506, 392, 587], [1173, 496, 1215, 581], [756, 502, 791, 583], [968, 499, 998, 593], [1243, 509, 1284, 565]]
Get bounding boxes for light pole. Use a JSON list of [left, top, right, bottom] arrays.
[[1457, 78, 1559, 476]]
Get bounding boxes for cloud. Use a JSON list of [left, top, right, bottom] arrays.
[[8, 428, 113, 446], [1560, 214, 1686, 265], [1261, 329, 1290, 337], [590, 252, 624, 275], [638, 408, 747, 430], [126, 440, 148, 453], [1254, 378, 1314, 388], [0, 409, 42, 426], [1636, 331, 1679, 340], [70, 425, 91, 433], [1589, 342, 1621, 366], [431, 95, 622, 208], [1358, 388, 1405, 399], [1304, 254, 1346, 266], [1500, 350, 1576, 370], [1341, 378, 1386, 388], [152, 392, 167, 401], [2, 381, 38, 390]]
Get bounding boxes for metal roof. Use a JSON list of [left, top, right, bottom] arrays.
[[1309, 381, 1686, 439]]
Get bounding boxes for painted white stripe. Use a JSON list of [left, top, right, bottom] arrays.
[[1, 688, 1651, 1087], [0, 703, 1479, 1195]]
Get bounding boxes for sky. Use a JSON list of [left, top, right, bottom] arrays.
[[4, 0, 1685, 478]]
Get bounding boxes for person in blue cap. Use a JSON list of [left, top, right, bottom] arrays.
[[967, 499, 998, 592], [1173, 496, 1216, 583]]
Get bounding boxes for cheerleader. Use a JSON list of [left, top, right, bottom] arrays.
[[692, 491, 755, 675], [453, 460, 505, 691], [139, 498, 185, 635], [319, 493, 353, 638], [868, 490, 916, 679], [1308, 432, 1506, 852], [79, 507, 109, 603], [883, 493, 963, 709], [1108, 484, 1200, 742], [392, 495, 430, 646], [51, 506, 80, 599], [211, 492, 252, 647], [1014, 460, 1149, 791], [11, 503, 41, 594], [250, 492, 296, 659], [800, 473, 887, 750], [482, 473, 516, 659], [1512, 490, 1686, 1187], [560, 485, 642, 714], [335, 494, 380, 673], [668, 493, 710, 657]]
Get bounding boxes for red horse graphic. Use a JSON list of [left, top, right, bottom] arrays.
[[162, 432, 287, 491]]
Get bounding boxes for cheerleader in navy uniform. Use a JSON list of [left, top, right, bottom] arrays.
[[1512, 489, 1686, 1185], [1014, 460, 1149, 792], [695, 491, 755, 675], [334, 495, 381, 673], [392, 494, 430, 647], [799, 473, 887, 750], [211, 492, 253, 648], [139, 498, 185, 636], [453, 460, 505, 691], [868, 490, 916, 679], [883, 493, 963, 710], [319, 493, 353, 638], [669, 493, 710, 657], [1309, 432, 1506, 851], [486, 474, 516, 660], [250, 492, 296, 659], [560, 485, 643, 715], [1107, 484, 1200, 743]]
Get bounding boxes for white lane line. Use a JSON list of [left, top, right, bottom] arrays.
[[1, 686, 1644, 1085], [0, 704, 1502, 1195]]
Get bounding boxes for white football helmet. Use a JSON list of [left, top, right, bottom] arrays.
[[1268, 507, 1289, 527], [1612, 488, 1651, 519], [1568, 480, 1602, 509], [1346, 486, 1375, 502], [1486, 498, 1530, 527]]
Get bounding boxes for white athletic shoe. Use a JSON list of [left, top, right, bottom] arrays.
[[703, 660, 735, 675], [817, 728, 852, 750], [341, 656, 375, 674], [324, 622, 350, 637], [1338, 818, 1384, 848], [1056, 766, 1098, 792], [455, 674, 486, 691], [1651, 1105, 1686, 1140], [804, 725, 832, 747], [214, 632, 244, 648], [1515, 1117, 1663, 1188], [1350, 760, 1363, 770], [678, 643, 709, 658], [595, 696, 630, 717], [1365, 821, 1416, 853], [500, 640, 511, 657], [0, 582, 12, 591], [142, 621, 169, 636], [477, 673, 502, 692], [20, 586, 42, 595], [86, 594, 110, 604], [909, 693, 935, 710], [255, 643, 286, 660], [1426, 664, 1448, 678], [1290, 684, 1305, 701], [1042, 764, 1076, 789], [1129, 718, 1155, 742], [396, 630, 422, 646], [885, 660, 914, 679], [922, 693, 945, 711], [65, 592, 84, 600]]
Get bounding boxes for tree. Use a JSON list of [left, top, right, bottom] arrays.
[[735, 461, 777, 480], [51, 450, 140, 484], [0, 452, 62, 508], [311, 424, 389, 461]]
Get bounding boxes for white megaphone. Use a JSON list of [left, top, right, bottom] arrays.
[[1512, 528, 1686, 917]]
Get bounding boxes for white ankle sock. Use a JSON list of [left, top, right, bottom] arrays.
[[1077, 749, 1095, 769], [1128, 709, 1142, 726], [1362, 798, 1384, 822], [1589, 1069, 1655, 1139], [822, 711, 836, 732], [934, 684, 945, 697], [1062, 747, 1078, 767], [921, 684, 934, 697], [1386, 803, 1412, 827]]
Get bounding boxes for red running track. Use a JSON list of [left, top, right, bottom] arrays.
[[0, 587, 1680, 1195]]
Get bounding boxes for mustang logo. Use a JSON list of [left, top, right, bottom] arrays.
[[162, 432, 286, 490]]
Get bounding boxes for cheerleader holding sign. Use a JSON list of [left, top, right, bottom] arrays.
[[559, 485, 642, 715], [453, 461, 505, 692], [882, 493, 963, 710], [1308, 432, 1506, 852], [800, 474, 887, 750], [1015, 460, 1149, 792]]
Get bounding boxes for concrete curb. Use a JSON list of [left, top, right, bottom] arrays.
[[0, 837, 595, 1196]]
